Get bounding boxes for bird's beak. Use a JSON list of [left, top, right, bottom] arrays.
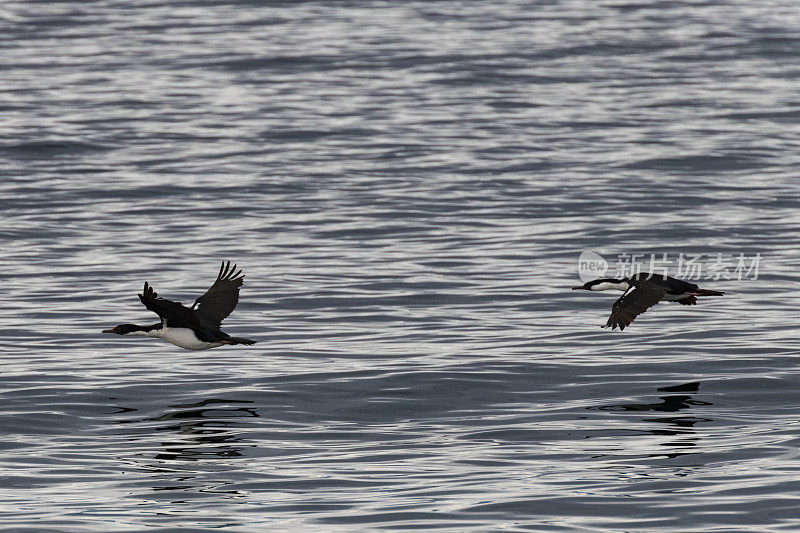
[[572, 286, 586, 290], [102, 329, 115, 334]]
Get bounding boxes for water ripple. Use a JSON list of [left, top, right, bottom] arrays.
[[1, 0, 799, 531]]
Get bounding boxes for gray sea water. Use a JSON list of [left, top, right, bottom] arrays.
[[2, 1, 800, 531]]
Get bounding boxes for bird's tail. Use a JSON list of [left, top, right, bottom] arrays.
[[691, 289, 724, 296], [222, 337, 257, 346]]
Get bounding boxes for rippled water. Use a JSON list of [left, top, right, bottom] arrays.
[[2, 0, 800, 531]]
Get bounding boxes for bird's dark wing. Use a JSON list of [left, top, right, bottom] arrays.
[[191, 261, 245, 327], [139, 282, 199, 328], [604, 284, 666, 331]]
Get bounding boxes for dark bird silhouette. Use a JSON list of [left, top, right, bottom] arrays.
[[572, 273, 724, 330], [103, 261, 256, 349]]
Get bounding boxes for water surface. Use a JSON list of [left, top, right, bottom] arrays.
[[2, 0, 800, 531]]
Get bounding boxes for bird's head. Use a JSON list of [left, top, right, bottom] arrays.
[[102, 324, 143, 335], [572, 278, 629, 291]]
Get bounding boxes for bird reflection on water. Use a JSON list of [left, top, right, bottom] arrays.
[[588, 382, 713, 455], [112, 397, 259, 507], [150, 399, 259, 462], [116, 398, 258, 462]]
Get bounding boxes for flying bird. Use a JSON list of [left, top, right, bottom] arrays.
[[572, 273, 724, 330], [103, 261, 256, 349]]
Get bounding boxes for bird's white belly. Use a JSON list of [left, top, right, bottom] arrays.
[[153, 327, 223, 350]]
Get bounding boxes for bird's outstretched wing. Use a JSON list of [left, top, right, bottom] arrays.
[[604, 284, 666, 330], [139, 282, 198, 328], [191, 261, 245, 327]]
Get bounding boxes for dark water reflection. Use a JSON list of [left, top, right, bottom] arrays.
[[144, 400, 258, 462], [590, 381, 712, 456]]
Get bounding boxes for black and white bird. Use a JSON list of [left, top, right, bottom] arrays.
[[103, 261, 256, 349], [572, 273, 724, 330]]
